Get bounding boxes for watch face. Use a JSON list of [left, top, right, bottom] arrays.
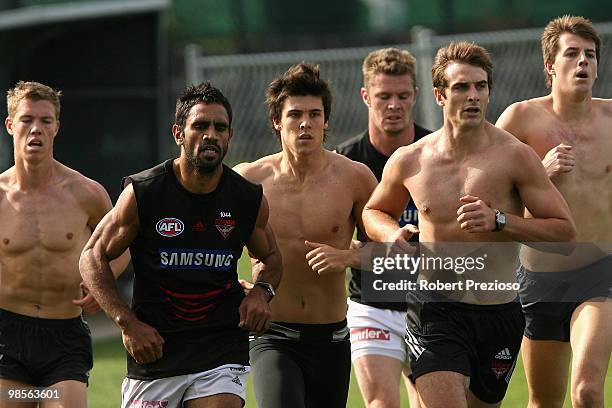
[[499, 212, 506, 223]]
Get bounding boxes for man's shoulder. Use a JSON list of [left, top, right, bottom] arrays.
[[233, 154, 279, 184], [502, 97, 549, 119], [57, 162, 112, 212], [592, 98, 612, 115]]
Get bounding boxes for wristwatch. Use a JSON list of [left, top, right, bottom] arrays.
[[493, 209, 507, 232], [254, 281, 275, 302]]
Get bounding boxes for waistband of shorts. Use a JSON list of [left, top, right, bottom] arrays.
[[0, 308, 85, 327], [519, 255, 612, 277], [437, 297, 521, 312], [257, 319, 349, 342]]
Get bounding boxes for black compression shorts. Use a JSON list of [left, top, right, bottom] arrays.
[[249, 320, 350, 408], [0, 309, 93, 387]]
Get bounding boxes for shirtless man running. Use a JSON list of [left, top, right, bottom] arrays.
[[236, 63, 377, 408], [363, 42, 575, 407], [0, 81, 129, 407], [497, 15, 612, 408]]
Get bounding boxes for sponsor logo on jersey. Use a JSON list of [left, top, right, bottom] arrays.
[[156, 218, 184, 237], [231, 375, 243, 386], [159, 248, 234, 270], [399, 207, 419, 226], [191, 220, 205, 232], [350, 327, 391, 342]]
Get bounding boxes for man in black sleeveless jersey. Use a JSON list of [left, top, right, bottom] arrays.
[[235, 63, 377, 408], [335, 47, 429, 408], [80, 82, 282, 408]]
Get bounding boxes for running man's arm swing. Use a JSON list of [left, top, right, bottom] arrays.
[[80, 183, 165, 365]]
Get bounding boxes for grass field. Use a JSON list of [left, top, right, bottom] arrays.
[[90, 335, 611, 407]]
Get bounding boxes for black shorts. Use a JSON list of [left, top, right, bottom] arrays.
[[518, 256, 612, 342], [0, 309, 93, 387], [405, 292, 524, 404], [249, 320, 351, 408]]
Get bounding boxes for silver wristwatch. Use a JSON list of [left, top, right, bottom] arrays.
[[493, 209, 507, 232]]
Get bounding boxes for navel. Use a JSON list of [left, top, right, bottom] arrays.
[[606, 165, 611, 173], [66, 233, 74, 240], [331, 225, 340, 233], [2, 238, 9, 245]]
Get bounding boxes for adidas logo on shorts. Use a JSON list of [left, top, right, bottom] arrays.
[[232, 375, 242, 387], [495, 348, 512, 360]]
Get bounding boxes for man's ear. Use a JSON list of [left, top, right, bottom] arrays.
[[228, 127, 234, 141], [172, 124, 184, 146], [360, 87, 369, 107], [544, 61, 555, 76], [433, 87, 446, 107], [273, 118, 282, 131], [5, 116, 13, 136]]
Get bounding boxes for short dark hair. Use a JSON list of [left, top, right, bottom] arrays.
[[175, 81, 232, 130], [266, 63, 332, 140], [541, 15, 601, 88], [432, 42, 493, 94]]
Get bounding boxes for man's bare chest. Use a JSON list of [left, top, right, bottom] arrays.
[[408, 161, 515, 224], [0, 194, 89, 254], [263, 180, 355, 242]]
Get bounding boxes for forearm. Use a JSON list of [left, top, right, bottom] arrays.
[[251, 250, 282, 289], [502, 213, 576, 242], [363, 208, 401, 242], [80, 247, 136, 330]]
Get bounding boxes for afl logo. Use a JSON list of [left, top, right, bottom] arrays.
[[156, 218, 184, 237]]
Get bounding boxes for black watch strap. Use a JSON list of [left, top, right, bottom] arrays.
[[254, 281, 275, 301]]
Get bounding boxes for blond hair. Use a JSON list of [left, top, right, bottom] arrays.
[[7, 81, 62, 119], [362, 48, 417, 89]]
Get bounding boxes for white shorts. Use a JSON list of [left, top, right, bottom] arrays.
[[121, 364, 249, 408], [347, 298, 408, 365]]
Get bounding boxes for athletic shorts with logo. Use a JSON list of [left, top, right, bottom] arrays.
[[249, 320, 351, 408], [518, 255, 612, 342], [0, 308, 93, 387], [121, 364, 249, 408], [404, 292, 524, 404], [347, 298, 409, 364]]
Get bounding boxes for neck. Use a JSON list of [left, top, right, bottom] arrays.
[[13, 154, 56, 190], [174, 158, 223, 194], [440, 119, 487, 156], [280, 147, 326, 181], [368, 121, 416, 157], [551, 86, 593, 121]]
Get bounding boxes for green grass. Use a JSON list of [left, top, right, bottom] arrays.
[[89, 335, 611, 407], [89, 251, 611, 407]]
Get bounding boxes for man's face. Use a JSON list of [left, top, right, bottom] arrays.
[[274, 95, 327, 155], [435, 62, 489, 130], [175, 102, 232, 173], [362, 73, 417, 136], [548, 32, 597, 92], [5, 98, 59, 161]]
